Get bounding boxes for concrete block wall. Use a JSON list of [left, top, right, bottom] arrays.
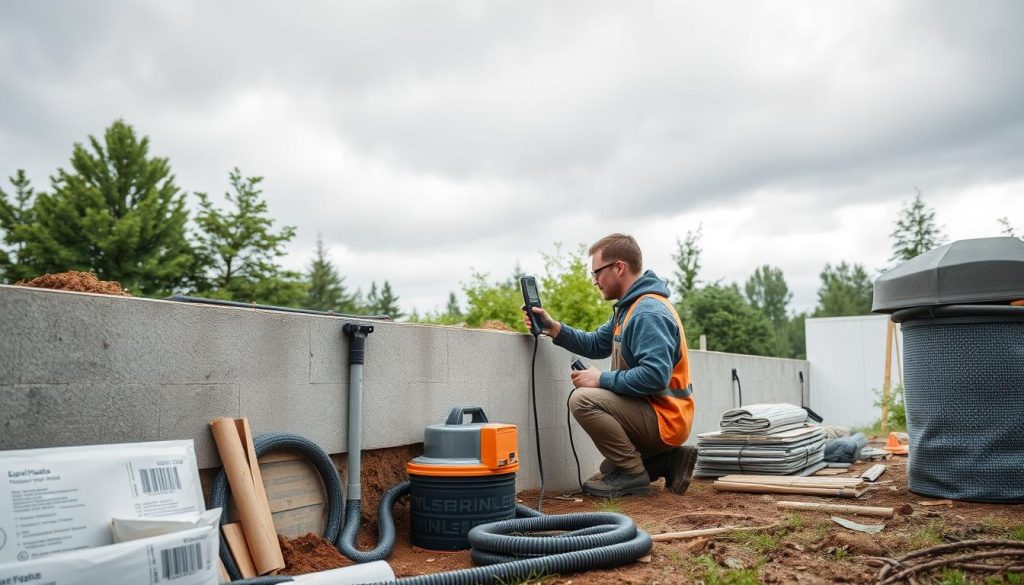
[[0, 285, 809, 491]]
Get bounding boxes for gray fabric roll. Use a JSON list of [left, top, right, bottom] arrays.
[[720, 403, 808, 434]]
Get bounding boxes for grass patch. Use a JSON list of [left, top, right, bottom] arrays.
[[595, 498, 622, 513], [830, 547, 851, 561], [1006, 525, 1024, 541], [794, 518, 831, 547], [690, 555, 760, 585], [729, 529, 783, 555], [908, 519, 945, 550], [495, 570, 557, 585], [937, 568, 968, 585], [781, 512, 803, 531], [666, 549, 683, 566]]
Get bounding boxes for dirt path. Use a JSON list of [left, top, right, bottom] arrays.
[[378, 452, 1024, 584]]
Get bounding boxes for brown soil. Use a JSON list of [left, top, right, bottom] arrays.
[[478, 320, 515, 332], [339, 441, 1024, 584], [17, 270, 131, 296], [279, 532, 350, 575]]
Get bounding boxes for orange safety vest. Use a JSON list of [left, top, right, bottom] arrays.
[[612, 294, 694, 446]]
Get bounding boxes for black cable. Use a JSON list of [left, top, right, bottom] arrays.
[[566, 388, 583, 492], [530, 335, 544, 512], [731, 368, 742, 407]]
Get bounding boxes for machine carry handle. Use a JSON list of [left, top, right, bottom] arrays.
[[445, 405, 490, 425]]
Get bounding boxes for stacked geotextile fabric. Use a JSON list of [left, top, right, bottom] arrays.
[[693, 403, 827, 478]]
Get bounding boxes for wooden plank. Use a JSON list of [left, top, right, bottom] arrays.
[[272, 503, 329, 539], [717, 475, 865, 488], [222, 523, 257, 578], [776, 501, 894, 518], [713, 481, 866, 498]]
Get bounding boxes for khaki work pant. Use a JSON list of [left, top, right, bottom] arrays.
[[568, 386, 670, 476]]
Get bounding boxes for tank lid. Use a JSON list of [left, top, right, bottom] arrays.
[[872, 237, 1024, 313]]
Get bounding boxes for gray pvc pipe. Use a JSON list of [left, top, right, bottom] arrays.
[[348, 361, 363, 502]]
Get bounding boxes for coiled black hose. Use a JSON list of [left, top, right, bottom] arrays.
[[394, 512, 651, 585], [211, 432, 408, 581]]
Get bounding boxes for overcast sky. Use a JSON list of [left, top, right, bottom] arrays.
[[2, 1, 1022, 316]]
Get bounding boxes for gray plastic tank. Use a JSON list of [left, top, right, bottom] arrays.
[[874, 237, 1024, 501]]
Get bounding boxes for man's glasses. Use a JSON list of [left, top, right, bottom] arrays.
[[591, 261, 618, 278]]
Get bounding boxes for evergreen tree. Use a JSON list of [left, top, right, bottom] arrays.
[[445, 292, 463, 320], [814, 262, 873, 317], [305, 234, 355, 312], [365, 281, 380, 313], [368, 280, 403, 319], [194, 168, 305, 306], [0, 170, 37, 280], [0, 121, 194, 293], [685, 283, 774, 356], [671, 225, 703, 301], [890, 189, 945, 263], [744, 265, 793, 357]]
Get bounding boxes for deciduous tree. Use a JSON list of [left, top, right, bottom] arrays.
[[744, 265, 793, 357], [685, 284, 774, 356], [814, 262, 873, 317]]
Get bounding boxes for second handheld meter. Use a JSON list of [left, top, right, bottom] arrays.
[[520, 276, 544, 336]]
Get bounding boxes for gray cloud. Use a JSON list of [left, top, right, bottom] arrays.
[[1, 0, 1022, 313]]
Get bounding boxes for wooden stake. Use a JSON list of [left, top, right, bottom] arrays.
[[651, 523, 780, 542], [882, 319, 894, 433], [776, 501, 894, 518]]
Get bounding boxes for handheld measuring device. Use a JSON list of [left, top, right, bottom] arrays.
[[520, 276, 544, 336]]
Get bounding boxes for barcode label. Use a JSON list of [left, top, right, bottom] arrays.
[[160, 542, 203, 580], [139, 466, 182, 494]]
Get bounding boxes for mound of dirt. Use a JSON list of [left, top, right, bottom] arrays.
[[17, 271, 131, 296], [279, 532, 351, 575], [478, 320, 515, 332]]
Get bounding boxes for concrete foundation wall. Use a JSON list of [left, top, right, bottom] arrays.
[[0, 285, 809, 491]]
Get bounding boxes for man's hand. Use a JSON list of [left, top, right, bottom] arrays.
[[570, 367, 601, 389], [521, 305, 562, 338]]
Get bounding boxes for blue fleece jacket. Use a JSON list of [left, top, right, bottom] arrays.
[[553, 270, 681, 397]]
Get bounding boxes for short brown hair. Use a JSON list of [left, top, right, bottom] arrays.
[[589, 233, 642, 274]]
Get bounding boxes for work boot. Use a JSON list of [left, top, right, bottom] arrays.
[[664, 446, 698, 494], [643, 446, 698, 494], [582, 469, 652, 498]]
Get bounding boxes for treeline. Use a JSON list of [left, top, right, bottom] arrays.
[[2, 121, 1016, 355], [416, 190, 1004, 360], [0, 120, 402, 316]]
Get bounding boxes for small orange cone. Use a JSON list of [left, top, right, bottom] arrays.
[[884, 432, 909, 455]]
